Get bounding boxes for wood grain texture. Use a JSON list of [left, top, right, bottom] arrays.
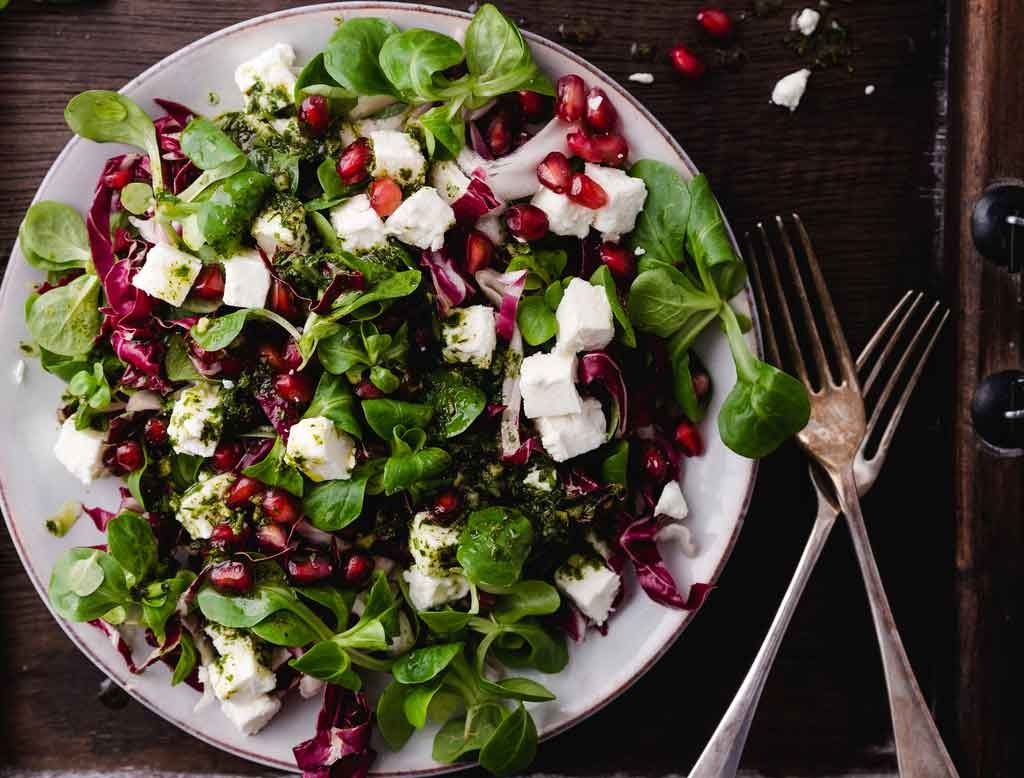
[[0, 1, 954, 775]]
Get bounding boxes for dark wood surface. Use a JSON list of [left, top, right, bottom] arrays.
[[0, 1, 971, 775]]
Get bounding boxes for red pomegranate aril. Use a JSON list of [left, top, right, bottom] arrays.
[[226, 476, 264, 508], [433, 490, 461, 515], [143, 416, 169, 446], [268, 279, 301, 320], [257, 341, 288, 372], [536, 151, 572, 194], [693, 371, 711, 399], [287, 551, 334, 584], [262, 488, 302, 525], [105, 167, 132, 190], [505, 204, 549, 241], [298, 95, 331, 136], [282, 339, 303, 371], [585, 87, 617, 133], [517, 90, 547, 119], [642, 444, 669, 484], [212, 441, 244, 473], [568, 173, 608, 209], [555, 74, 587, 122], [675, 420, 705, 457], [341, 553, 373, 587], [191, 264, 224, 300], [696, 7, 734, 40], [336, 138, 373, 185], [256, 523, 290, 554], [354, 380, 384, 400], [114, 441, 143, 473], [669, 44, 707, 80], [599, 242, 636, 279], [210, 560, 253, 593], [369, 176, 403, 218], [591, 133, 629, 167], [464, 230, 494, 274], [211, 522, 249, 549], [275, 372, 314, 404], [487, 113, 512, 156], [477, 591, 498, 611]]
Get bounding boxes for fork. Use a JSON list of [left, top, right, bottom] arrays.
[[688, 217, 955, 778]]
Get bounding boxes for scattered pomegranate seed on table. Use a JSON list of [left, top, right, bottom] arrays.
[[555, 74, 586, 121], [298, 95, 331, 136], [568, 172, 608, 209], [696, 7, 734, 41], [537, 151, 572, 194], [669, 44, 707, 79], [210, 560, 253, 593], [505, 204, 550, 241], [336, 138, 372, 185], [369, 176, 403, 217]]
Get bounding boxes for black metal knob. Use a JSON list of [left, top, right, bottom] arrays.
[[971, 183, 1024, 272], [971, 370, 1024, 453]]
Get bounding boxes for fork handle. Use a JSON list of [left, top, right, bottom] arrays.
[[688, 504, 839, 778], [835, 468, 959, 778]]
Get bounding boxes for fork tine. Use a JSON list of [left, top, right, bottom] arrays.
[[861, 292, 924, 394], [756, 222, 810, 384], [864, 303, 948, 450], [792, 214, 859, 388], [745, 232, 782, 367], [856, 291, 917, 372], [775, 215, 832, 387]]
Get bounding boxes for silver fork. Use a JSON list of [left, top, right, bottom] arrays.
[[688, 217, 954, 778]]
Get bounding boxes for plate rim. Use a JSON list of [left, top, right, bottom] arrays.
[[0, 2, 760, 774]]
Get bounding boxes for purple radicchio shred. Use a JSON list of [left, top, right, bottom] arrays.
[[82, 504, 116, 532], [254, 376, 302, 441], [618, 513, 714, 610], [562, 468, 604, 496], [473, 268, 527, 342], [420, 249, 472, 316], [311, 271, 366, 314], [153, 98, 197, 130], [578, 351, 628, 438], [468, 121, 494, 161], [293, 687, 376, 778], [236, 437, 276, 471], [88, 618, 182, 675], [452, 176, 501, 224], [501, 435, 545, 465]]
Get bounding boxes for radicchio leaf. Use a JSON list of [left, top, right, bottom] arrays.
[[311, 271, 366, 315], [254, 373, 301, 441], [452, 177, 502, 225], [474, 268, 527, 342], [618, 514, 714, 611], [501, 435, 545, 464], [82, 504, 116, 532], [421, 249, 471, 316], [293, 687, 375, 778], [579, 351, 628, 438]]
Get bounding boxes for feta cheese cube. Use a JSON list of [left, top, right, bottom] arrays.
[[222, 249, 271, 309], [520, 351, 582, 419], [530, 186, 594, 239], [771, 68, 811, 112], [370, 130, 426, 187], [628, 72, 655, 84], [654, 480, 689, 520], [403, 566, 470, 611], [794, 8, 821, 35], [251, 203, 310, 258], [220, 693, 282, 736], [285, 416, 356, 482], [442, 305, 497, 368], [385, 187, 455, 250], [554, 555, 621, 625], [177, 472, 236, 540], [131, 244, 202, 306], [353, 109, 410, 138], [584, 164, 648, 242], [205, 624, 277, 701], [534, 397, 606, 462], [330, 194, 388, 253], [234, 43, 297, 115], [430, 160, 471, 204], [408, 512, 463, 575], [54, 418, 105, 484], [299, 675, 325, 699], [168, 381, 223, 458], [523, 465, 556, 492], [554, 277, 614, 353]]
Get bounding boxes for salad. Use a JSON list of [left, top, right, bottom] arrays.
[[18, 6, 809, 776]]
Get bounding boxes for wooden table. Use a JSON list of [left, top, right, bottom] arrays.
[[0, 1, 1017, 776]]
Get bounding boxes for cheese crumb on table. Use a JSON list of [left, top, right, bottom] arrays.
[[771, 68, 812, 112], [794, 8, 821, 36], [628, 72, 655, 84], [865, 84, 876, 95]]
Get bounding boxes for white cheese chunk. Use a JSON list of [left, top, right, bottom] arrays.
[[221, 693, 282, 736], [520, 351, 582, 419], [554, 556, 621, 625], [523, 465, 556, 492], [222, 249, 271, 309], [430, 160, 471, 204], [168, 381, 223, 458], [771, 68, 811, 112], [654, 480, 690, 520], [234, 43, 297, 114], [442, 305, 497, 368], [330, 194, 388, 253], [177, 472, 236, 540], [555, 277, 614, 353], [370, 130, 427, 186], [534, 397, 607, 462], [628, 72, 655, 84], [385, 187, 455, 250], [403, 566, 470, 611], [204, 624, 280, 735], [131, 244, 202, 306], [54, 418, 105, 485], [530, 186, 594, 239], [794, 8, 821, 35], [299, 675, 325, 699], [408, 512, 463, 575], [285, 416, 356, 482], [251, 207, 310, 258], [584, 164, 648, 242]]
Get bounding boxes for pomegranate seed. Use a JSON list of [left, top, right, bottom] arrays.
[[599, 242, 636, 279], [369, 177, 403, 218], [555, 74, 587, 122], [114, 442, 143, 472], [226, 476, 264, 509], [211, 522, 249, 550], [641, 444, 669, 484], [256, 523, 290, 554], [298, 95, 331, 136], [536, 151, 572, 194], [257, 341, 288, 372], [341, 553, 373, 587], [567, 129, 629, 167], [210, 560, 253, 593], [517, 90, 547, 119], [696, 7, 734, 40], [287, 551, 334, 584], [191, 264, 224, 301], [262, 488, 302, 525], [464, 230, 494, 274], [505, 204, 549, 242], [433, 490, 461, 515], [568, 173, 608, 209], [487, 113, 512, 156], [275, 372, 314, 404], [477, 591, 498, 611], [584, 87, 617, 133], [212, 441, 244, 473], [675, 420, 705, 457], [105, 168, 132, 190], [669, 44, 707, 80], [693, 371, 711, 399], [354, 380, 384, 399], [143, 417, 169, 446], [282, 340, 303, 371], [268, 279, 301, 320], [336, 138, 372, 185]]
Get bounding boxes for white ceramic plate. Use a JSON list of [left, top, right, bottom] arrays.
[[0, 3, 758, 774]]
